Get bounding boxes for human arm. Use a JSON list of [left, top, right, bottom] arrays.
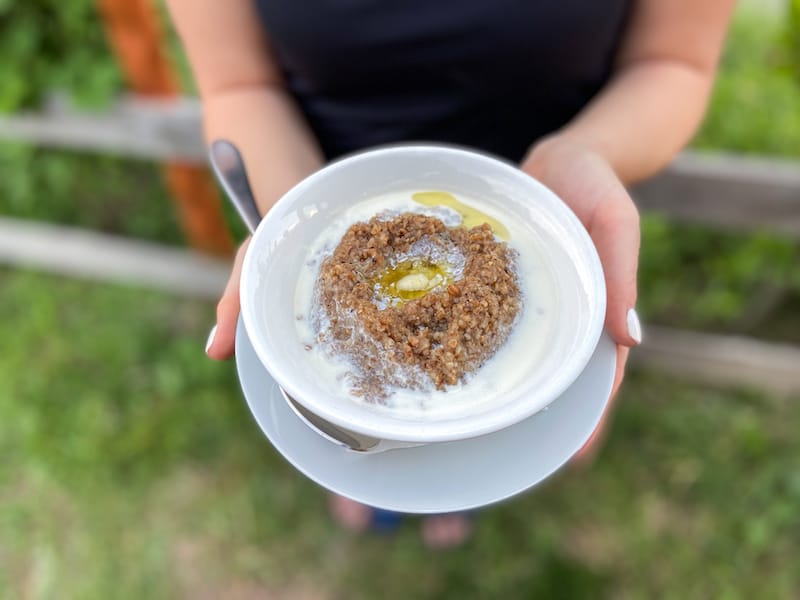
[[522, 0, 735, 393], [166, 0, 324, 358]]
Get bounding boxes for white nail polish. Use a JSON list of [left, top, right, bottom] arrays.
[[626, 308, 642, 345], [205, 325, 218, 354]]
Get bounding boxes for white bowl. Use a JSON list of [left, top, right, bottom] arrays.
[[240, 145, 605, 445]]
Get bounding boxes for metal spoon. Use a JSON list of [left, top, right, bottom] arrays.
[[209, 140, 262, 233], [209, 139, 381, 452]]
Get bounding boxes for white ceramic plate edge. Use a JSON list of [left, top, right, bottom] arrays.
[[235, 318, 616, 513]]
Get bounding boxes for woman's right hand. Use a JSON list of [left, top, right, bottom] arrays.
[[205, 237, 251, 359], [522, 135, 641, 397]]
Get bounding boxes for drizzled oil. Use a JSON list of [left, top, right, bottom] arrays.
[[412, 191, 510, 240], [371, 190, 508, 305]]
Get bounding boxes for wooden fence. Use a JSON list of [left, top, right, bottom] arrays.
[[1, 95, 799, 395]]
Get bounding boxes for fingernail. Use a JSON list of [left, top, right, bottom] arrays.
[[205, 325, 218, 354], [626, 308, 642, 345]]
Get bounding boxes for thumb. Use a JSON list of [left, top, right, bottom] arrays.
[[587, 191, 642, 347]]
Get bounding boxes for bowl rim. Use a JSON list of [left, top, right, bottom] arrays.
[[240, 144, 606, 443]]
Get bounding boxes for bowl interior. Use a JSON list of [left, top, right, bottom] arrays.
[[241, 146, 605, 442]]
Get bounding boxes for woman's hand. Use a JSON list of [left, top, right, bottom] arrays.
[[205, 237, 251, 360], [521, 135, 642, 397]]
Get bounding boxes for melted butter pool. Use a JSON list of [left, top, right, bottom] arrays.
[[372, 259, 453, 305]]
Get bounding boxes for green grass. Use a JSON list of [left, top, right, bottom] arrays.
[[1, 268, 799, 599]]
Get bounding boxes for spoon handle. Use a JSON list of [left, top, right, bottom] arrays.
[[209, 139, 261, 235]]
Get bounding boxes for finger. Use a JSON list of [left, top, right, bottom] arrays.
[[206, 238, 251, 360], [588, 191, 641, 347], [611, 344, 630, 399], [574, 343, 629, 463]]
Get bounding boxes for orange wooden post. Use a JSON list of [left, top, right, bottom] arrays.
[[97, 0, 234, 256]]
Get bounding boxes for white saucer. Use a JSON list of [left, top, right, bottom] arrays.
[[235, 320, 616, 514]]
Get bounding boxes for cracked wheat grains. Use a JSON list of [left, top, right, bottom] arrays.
[[314, 213, 521, 399], [294, 190, 557, 418]]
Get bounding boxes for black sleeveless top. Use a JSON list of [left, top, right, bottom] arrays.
[[255, 0, 631, 162]]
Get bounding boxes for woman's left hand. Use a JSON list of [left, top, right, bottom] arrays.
[[521, 135, 642, 398]]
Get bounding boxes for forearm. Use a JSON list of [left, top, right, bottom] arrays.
[[529, 0, 734, 185], [203, 87, 323, 215], [546, 59, 715, 185], [165, 0, 323, 214]]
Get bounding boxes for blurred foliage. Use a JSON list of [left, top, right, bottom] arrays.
[[789, 0, 800, 81], [0, 0, 122, 111], [694, 11, 800, 156], [0, 0, 192, 111], [638, 218, 800, 333], [1, 268, 799, 598], [0, 1, 214, 247], [637, 10, 800, 335], [0, 142, 185, 243]]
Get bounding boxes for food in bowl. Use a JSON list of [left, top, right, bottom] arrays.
[[294, 189, 559, 419], [314, 210, 521, 396], [242, 146, 606, 443]]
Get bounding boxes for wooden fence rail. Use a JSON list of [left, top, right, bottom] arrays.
[[0, 94, 205, 162], [1, 96, 799, 395], [2, 95, 800, 237], [633, 152, 800, 238]]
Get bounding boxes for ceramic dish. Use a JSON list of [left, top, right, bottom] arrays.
[[235, 318, 616, 513], [239, 145, 606, 445]]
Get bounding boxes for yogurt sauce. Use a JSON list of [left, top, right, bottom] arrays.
[[294, 190, 558, 420]]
